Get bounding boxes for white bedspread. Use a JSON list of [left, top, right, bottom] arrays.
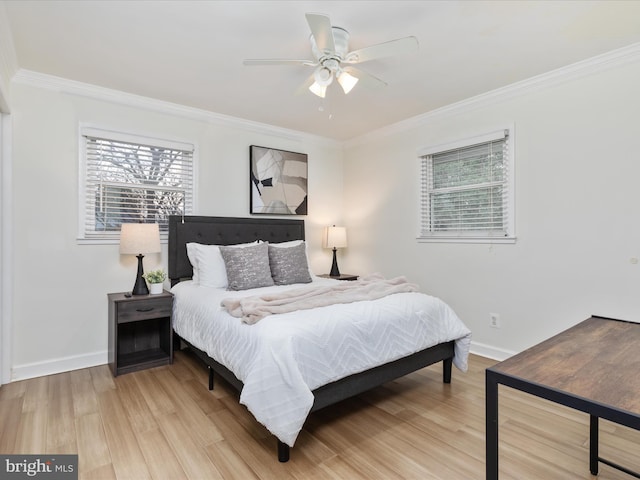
[[171, 277, 471, 447]]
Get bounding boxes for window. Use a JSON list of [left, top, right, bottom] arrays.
[[418, 128, 514, 243], [79, 127, 194, 242]]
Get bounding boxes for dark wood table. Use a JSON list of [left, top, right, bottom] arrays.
[[486, 316, 640, 479]]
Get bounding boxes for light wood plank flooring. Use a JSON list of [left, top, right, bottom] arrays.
[[1, 351, 638, 479]]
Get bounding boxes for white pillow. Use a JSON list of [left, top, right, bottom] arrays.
[[186, 241, 259, 288], [271, 240, 304, 248]]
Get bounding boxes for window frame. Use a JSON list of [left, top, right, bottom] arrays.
[[417, 126, 515, 244], [77, 125, 197, 245]]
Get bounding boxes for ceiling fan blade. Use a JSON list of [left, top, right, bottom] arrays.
[[343, 67, 387, 89], [243, 59, 317, 67], [344, 36, 419, 64], [305, 13, 335, 53]]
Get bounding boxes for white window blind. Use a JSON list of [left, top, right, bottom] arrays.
[[419, 129, 514, 242], [80, 129, 194, 241]]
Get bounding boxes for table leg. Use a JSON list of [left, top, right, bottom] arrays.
[[590, 415, 599, 475], [486, 371, 499, 480]]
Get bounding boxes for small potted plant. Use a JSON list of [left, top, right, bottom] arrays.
[[143, 268, 166, 295]]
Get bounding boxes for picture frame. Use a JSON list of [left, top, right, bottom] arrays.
[[250, 145, 308, 215]]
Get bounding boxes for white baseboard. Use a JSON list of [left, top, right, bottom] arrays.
[[469, 341, 516, 362], [11, 351, 108, 382], [8, 342, 512, 382]]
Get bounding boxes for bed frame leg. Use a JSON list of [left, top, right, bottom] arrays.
[[208, 366, 214, 391], [277, 440, 290, 462], [443, 357, 453, 384]]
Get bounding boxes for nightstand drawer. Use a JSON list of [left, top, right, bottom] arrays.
[[117, 298, 172, 323]]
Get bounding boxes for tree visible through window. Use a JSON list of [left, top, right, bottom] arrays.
[[80, 129, 194, 241]]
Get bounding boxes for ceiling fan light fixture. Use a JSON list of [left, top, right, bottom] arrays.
[[244, 13, 417, 101], [313, 66, 333, 86], [337, 70, 359, 94], [309, 82, 327, 98]]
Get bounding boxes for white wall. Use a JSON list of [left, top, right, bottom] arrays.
[[342, 55, 640, 359], [8, 48, 640, 379], [0, 3, 18, 384], [0, 3, 17, 112], [0, 113, 10, 385], [8, 77, 344, 380]]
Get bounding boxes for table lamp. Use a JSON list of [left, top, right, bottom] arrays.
[[119, 223, 161, 295], [323, 225, 347, 277]]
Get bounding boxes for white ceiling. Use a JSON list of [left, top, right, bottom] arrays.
[[4, 0, 640, 141]]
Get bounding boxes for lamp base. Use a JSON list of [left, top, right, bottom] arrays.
[[329, 247, 341, 277], [132, 254, 149, 295]]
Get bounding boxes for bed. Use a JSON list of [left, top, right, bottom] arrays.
[[168, 215, 471, 462]]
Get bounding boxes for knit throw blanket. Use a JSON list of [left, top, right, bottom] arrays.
[[221, 274, 419, 325]]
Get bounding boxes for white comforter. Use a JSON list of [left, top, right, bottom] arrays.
[[171, 276, 471, 447]]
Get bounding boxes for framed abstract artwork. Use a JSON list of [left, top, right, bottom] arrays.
[[250, 145, 308, 215]]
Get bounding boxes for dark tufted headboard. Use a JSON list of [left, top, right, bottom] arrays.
[[168, 216, 306, 285]]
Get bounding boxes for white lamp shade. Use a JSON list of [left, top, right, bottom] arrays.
[[323, 226, 347, 249], [119, 223, 161, 254]]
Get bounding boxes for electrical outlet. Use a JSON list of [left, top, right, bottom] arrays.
[[489, 313, 500, 328]]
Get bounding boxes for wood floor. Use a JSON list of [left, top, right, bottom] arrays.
[[1, 351, 638, 479]]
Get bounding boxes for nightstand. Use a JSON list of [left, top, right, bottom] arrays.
[[318, 274, 359, 281], [108, 291, 173, 376]]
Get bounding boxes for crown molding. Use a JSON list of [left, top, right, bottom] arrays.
[[345, 42, 640, 148], [11, 41, 640, 150], [12, 69, 341, 148]]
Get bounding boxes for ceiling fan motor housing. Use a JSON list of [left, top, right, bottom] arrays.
[[310, 27, 350, 86], [311, 26, 349, 62]]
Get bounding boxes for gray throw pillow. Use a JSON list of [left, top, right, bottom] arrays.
[[219, 242, 274, 291], [268, 242, 312, 285]]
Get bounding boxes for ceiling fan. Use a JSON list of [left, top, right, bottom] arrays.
[[243, 13, 419, 98]]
